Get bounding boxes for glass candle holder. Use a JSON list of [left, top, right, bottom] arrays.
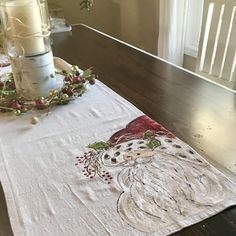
[[0, 0, 57, 99]]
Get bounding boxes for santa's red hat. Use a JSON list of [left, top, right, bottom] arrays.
[[108, 115, 175, 146]]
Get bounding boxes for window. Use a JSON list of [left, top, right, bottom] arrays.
[[184, 0, 204, 58]]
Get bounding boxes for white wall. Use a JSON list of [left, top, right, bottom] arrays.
[[48, 0, 159, 54]]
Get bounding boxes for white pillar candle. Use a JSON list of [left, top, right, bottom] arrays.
[[5, 0, 45, 56]]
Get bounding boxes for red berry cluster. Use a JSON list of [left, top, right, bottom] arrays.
[[62, 67, 96, 97], [75, 154, 97, 179], [35, 97, 47, 109], [10, 100, 28, 115], [75, 154, 88, 165], [101, 170, 113, 184], [82, 166, 96, 179], [75, 151, 113, 184], [75, 150, 94, 164]]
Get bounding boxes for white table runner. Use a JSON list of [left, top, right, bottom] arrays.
[[0, 80, 236, 236]]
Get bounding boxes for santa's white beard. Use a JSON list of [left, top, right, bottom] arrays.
[[117, 153, 233, 233]]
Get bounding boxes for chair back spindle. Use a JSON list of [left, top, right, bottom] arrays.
[[196, 0, 236, 89]]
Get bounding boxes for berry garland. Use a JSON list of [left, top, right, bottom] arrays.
[[80, 0, 94, 10], [0, 65, 96, 123]]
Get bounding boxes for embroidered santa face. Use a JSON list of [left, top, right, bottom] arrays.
[[76, 116, 202, 181], [75, 115, 235, 233], [75, 115, 172, 181]]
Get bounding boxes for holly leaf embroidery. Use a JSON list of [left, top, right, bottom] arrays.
[[88, 141, 109, 150], [147, 139, 161, 150], [144, 130, 155, 139]]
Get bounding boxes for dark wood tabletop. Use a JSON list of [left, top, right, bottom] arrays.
[[1, 24, 236, 236]]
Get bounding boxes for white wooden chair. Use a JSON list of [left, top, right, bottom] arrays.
[[196, 0, 236, 90]]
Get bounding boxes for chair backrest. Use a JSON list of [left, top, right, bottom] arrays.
[[196, 0, 236, 90]]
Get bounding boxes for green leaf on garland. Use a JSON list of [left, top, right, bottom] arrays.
[[80, 0, 94, 11], [88, 141, 109, 150], [144, 130, 155, 139], [81, 68, 93, 80], [147, 139, 161, 150], [0, 90, 16, 96]]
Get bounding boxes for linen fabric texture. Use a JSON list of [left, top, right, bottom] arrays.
[[0, 80, 236, 236]]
